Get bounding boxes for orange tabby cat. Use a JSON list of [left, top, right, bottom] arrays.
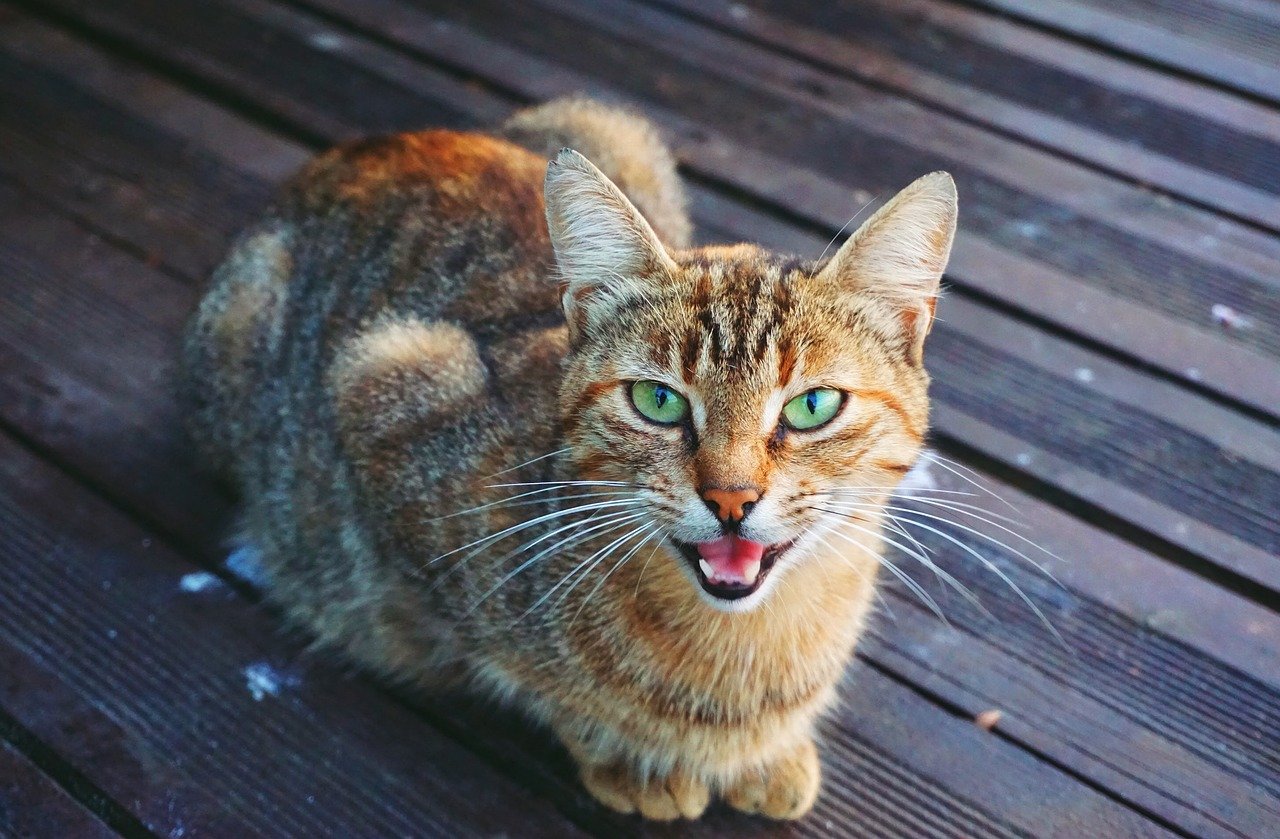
[[182, 96, 956, 820]]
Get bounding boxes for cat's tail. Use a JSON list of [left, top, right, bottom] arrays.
[[499, 95, 692, 249]]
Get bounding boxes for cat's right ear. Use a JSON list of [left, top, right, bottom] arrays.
[[544, 149, 675, 339]]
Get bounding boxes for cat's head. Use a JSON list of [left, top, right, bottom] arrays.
[[545, 149, 956, 612]]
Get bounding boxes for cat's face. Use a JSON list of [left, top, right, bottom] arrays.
[[546, 151, 956, 611]]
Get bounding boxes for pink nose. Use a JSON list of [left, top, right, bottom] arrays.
[[700, 487, 760, 524]]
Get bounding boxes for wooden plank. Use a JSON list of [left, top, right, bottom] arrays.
[[278, 0, 1280, 417], [52, 0, 1278, 597], [13, 0, 1280, 675], [0, 170, 1226, 833], [10, 0, 1279, 608], [0, 431, 591, 838], [0, 739, 117, 839], [967, 0, 1280, 106], [647, 0, 1280, 232], [0, 189, 1147, 839], [0, 14, 1264, 839]]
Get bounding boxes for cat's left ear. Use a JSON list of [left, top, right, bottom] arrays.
[[544, 149, 676, 339], [816, 172, 957, 364]]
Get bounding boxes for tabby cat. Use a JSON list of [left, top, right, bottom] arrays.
[[182, 96, 957, 820]]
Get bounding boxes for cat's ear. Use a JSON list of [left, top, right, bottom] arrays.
[[544, 149, 675, 337], [816, 172, 957, 364]]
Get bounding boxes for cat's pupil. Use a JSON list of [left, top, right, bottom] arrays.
[[806, 391, 818, 414], [655, 387, 668, 408]]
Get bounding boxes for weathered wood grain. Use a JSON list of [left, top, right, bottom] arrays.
[[647, 0, 1280, 231], [966, 0, 1280, 106], [0, 740, 117, 839], [0, 428, 593, 837], [0, 12, 1274, 835], [30, 0, 1280, 417], [19, 0, 1279, 593]]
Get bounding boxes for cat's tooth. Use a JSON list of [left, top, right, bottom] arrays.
[[698, 559, 715, 579], [742, 559, 762, 584]]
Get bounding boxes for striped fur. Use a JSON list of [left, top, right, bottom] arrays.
[[181, 96, 956, 821]]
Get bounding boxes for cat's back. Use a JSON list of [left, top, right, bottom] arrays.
[[279, 129, 560, 323], [182, 129, 563, 480]]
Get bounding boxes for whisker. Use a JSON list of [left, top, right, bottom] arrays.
[[918, 452, 1018, 511], [826, 486, 978, 497], [484, 480, 635, 489], [811, 523, 895, 621], [819, 514, 950, 627], [428, 488, 639, 523], [817, 191, 882, 263], [633, 534, 666, 599], [481, 447, 572, 480], [853, 507, 1065, 645], [466, 511, 651, 613], [423, 498, 642, 569], [825, 499, 1062, 584], [568, 524, 663, 629], [520, 521, 657, 623], [817, 508, 986, 616]]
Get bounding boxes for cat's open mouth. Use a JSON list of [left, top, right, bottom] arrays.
[[673, 534, 795, 601]]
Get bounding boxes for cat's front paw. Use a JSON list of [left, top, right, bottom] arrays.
[[724, 738, 821, 820], [580, 761, 710, 821]]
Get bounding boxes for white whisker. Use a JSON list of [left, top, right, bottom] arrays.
[[520, 521, 657, 622], [819, 513, 950, 626], [819, 508, 985, 616], [568, 524, 663, 628], [423, 498, 642, 569], [484, 480, 634, 489], [481, 447, 571, 480], [918, 452, 1017, 511], [466, 511, 650, 613], [826, 499, 1061, 584], [859, 508, 1064, 644], [428, 488, 639, 523]]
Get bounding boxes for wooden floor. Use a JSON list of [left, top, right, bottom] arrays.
[[1, 0, 1278, 835]]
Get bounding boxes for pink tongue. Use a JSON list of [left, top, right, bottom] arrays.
[[695, 534, 766, 583]]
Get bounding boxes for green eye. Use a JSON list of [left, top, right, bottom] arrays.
[[630, 380, 689, 425], [782, 388, 843, 431]]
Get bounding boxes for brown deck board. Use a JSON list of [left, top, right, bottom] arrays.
[[2, 0, 1278, 835], [21, 0, 1280, 597], [650, 0, 1280, 232], [0, 427, 592, 838], [0, 20, 1172, 835], [320, 0, 1280, 412], [966, 0, 1280, 106], [2, 9, 1280, 835], [0, 740, 117, 838]]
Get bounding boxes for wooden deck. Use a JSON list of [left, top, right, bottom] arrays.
[[1, 0, 1278, 835]]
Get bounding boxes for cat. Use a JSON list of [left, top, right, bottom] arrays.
[[181, 96, 957, 821]]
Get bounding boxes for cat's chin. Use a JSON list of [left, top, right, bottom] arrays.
[[669, 538, 796, 613]]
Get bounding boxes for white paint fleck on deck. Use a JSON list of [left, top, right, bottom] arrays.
[[179, 571, 222, 593], [243, 662, 297, 701]]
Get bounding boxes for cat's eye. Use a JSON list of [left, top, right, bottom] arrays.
[[630, 380, 689, 425], [782, 388, 843, 431]]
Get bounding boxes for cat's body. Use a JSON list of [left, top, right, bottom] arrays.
[[183, 98, 956, 820]]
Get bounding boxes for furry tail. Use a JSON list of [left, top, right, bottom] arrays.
[[499, 96, 692, 249]]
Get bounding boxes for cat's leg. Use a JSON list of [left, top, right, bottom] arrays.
[[554, 725, 710, 820], [722, 736, 821, 820], [329, 316, 490, 459], [579, 762, 710, 821]]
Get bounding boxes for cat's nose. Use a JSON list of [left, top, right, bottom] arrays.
[[701, 486, 761, 527]]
